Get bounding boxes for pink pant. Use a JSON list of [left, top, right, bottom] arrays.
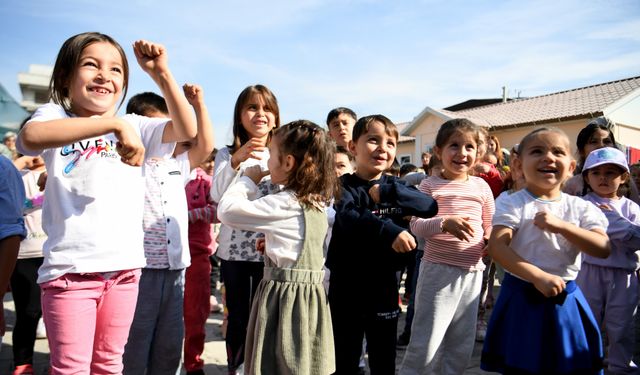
[[40, 269, 141, 375]]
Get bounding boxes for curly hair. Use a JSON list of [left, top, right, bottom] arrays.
[[272, 120, 340, 208]]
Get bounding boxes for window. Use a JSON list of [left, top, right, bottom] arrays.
[[399, 154, 411, 164]]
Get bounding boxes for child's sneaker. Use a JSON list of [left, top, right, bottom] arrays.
[[13, 364, 34, 375], [475, 320, 487, 342]]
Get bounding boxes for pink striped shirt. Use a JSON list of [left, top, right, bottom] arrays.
[[411, 175, 495, 271]]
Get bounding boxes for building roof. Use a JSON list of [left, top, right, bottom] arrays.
[[404, 75, 640, 134], [395, 122, 415, 143]]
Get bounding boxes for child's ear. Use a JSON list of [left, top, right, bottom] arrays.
[[433, 146, 442, 161], [569, 159, 576, 175], [348, 139, 357, 156], [284, 154, 296, 173], [621, 171, 630, 183]]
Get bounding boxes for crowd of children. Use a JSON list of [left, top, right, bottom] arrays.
[[1, 30, 640, 375]]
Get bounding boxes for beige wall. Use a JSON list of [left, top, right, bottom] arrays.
[[396, 141, 416, 164], [406, 114, 640, 164]]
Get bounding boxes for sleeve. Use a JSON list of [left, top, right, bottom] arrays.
[[17, 103, 66, 157], [492, 193, 521, 230], [578, 200, 608, 232], [409, 177, 443, 238], [480, 179, 496, 238], [132, 114, 175, 159], [189, 204, 219, 224], [602, 201, 640, 248], [210, 148, 240, 203], [0, 158, 27, 240], [378, 177, 438, 219], [217, 176, 295, 234], [334, 186, 405, 248]]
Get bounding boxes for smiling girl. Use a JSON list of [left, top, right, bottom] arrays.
[[481, 128, 609, 375], [209, 84, 281, 374], [400, 118, 495, 375], [16, 32, 196, 374], [576, 147, 640, 375]]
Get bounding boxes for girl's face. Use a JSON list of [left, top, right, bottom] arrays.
[[584, 164, 626, 199], [241, 94, 276, 142], [200, 158, 215, 176], [582, 129, 614, 160], [335, 152, 354, 177], [476, 133, 488, 160], [518, 131, 575, 199], [267, 136, 291, 185], [488, 138, 497, 153], [435, 131, 477, 181], [68, 42, 124, 117]]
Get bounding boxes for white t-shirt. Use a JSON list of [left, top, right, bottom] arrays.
[[493, 189, 607, 280], [18, 103, 175, 283]]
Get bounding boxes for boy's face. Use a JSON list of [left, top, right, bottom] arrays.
[[328, 113, 355, 148], [349, 121, 397, 181], [335, 152, 354, 177]]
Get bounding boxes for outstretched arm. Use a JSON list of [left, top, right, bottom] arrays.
[[183, 84, 214, 169], [19, 115, 145, 166], [133, 40, 196, 143]]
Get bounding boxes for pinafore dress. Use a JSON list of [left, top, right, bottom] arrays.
[[244, 205, 335, 375]]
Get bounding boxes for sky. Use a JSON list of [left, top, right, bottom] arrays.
[[1, 0, 639, 148]]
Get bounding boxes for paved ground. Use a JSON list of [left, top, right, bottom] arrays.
[[1, 291, 496, 375]]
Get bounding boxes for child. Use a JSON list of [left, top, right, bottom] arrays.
[[334, 145, 354, 177], [576, 147, 640, 374], [481, 127, 610, 375], [210, 84, 281, 374], [327, 114, 438, 374], [0, 156, 26, 346], [218, 120, 339, 374], [399, 119, 495, 375], [10, 154, 46, 375], [122, 85, 214, 375], [16, 32, 196, 374], [326, 107, 357, 148]]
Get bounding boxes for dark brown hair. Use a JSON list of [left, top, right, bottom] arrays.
[[228, 84, 280, 152], [352, 114, 398, 143], [272, 120, 340, 208], [434, 118, 479, 148], [50, 32, 129, 113]]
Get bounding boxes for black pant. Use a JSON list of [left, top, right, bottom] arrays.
[[329, 295, 399, 375], [10, 257, 44, 366], [220, 259, 263, 373]]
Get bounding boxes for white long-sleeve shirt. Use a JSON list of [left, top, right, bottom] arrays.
[[218, 176, 304, 268]]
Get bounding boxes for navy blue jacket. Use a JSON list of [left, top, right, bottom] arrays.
[[327, 173, 437, 314]]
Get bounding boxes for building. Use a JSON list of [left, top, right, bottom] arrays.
[[403, 76, 640, 163], [18, 64, 53, 112], [0, 82, 29, 134]]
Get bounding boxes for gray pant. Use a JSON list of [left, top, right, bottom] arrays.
[[576, 263, 639, 375], [123, 268, 185, 375], [400, 261, 482, 375]]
